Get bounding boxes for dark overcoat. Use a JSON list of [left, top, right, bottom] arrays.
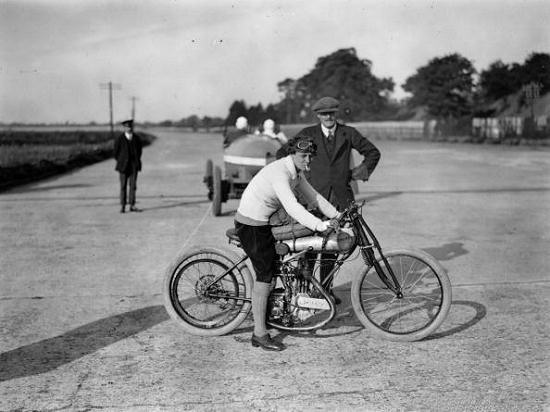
[[114, 133, 143, 173], [294, 123, 380, 209]]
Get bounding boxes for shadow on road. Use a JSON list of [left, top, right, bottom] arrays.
[[356, 191, 403, 203], [0, 305, 168, 382], [6, 183, 94, 193], [422, 242, 469, 261], [143, 199, 211, 211], [229, 276, 485, 344], [424, 300, 487, 340]]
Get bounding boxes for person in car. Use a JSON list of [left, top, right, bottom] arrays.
[[223, 116, 250, 147]]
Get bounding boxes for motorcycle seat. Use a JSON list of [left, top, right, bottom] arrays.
[[225, 224, 315, 242]]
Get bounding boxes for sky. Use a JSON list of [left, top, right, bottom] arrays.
[[1, 0, 549, 124]]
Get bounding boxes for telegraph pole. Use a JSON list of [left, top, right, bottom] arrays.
[[130, 96, 139, 121], [99, 81, 121, 137]]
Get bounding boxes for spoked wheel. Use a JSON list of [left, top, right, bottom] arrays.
[[351, 249, 451, 341], [212, 166, 222, 216], [163, 247, 253, 336]]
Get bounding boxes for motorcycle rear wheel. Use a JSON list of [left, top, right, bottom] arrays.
[[351, 249, 451, 341], [163, 246, 253, 336]]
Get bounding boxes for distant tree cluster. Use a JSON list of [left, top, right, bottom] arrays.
[[402, 51, 549, 121], [403, 53, 476, 119], [479, 52, 550, 101], [220, 49, 549, 127], [288, 48, 395, 122], [225, 48, 397, 126], [150, 115, 226, 131], [225, 100, 281, 129]]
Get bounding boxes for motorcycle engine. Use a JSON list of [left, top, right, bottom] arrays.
[[292, 293, 316, 322], [267, 288, 286, 320]]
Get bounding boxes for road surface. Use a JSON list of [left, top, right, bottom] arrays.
[[1, 129, 549, 411]]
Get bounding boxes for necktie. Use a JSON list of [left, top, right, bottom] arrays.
[[327, 131, 335, 153]]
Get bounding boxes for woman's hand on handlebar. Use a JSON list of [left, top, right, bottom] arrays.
[[328, 218, 340, 232], [316, 218, 340, 235]]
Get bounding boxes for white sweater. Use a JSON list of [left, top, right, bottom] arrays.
[[235, 155, 338, 230]]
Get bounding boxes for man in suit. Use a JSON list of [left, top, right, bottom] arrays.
[[281, 96, 381, 303], [114, 119, 143, 213]]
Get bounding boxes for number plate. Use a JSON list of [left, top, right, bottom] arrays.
[[296, 296, 330, 310]]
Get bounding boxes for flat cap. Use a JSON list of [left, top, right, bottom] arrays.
[[312, 96, 340, 113], [121, 119, 134, 127]]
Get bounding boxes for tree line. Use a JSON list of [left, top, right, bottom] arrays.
[[158, 48, 549, 130]]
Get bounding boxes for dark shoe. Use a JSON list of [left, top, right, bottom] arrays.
[[120, 206, 125, 213], [251, 333, 285, 351], [129, 206, 142, 212]]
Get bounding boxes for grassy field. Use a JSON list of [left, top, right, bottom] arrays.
[[0, 129, 155, 191]]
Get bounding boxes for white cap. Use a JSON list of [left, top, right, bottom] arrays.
[[235, 116, 248, 129], [263, 118, 275, 132]]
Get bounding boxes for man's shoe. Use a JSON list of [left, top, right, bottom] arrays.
[[251, 333, 285, 351], [120, 206, 125, 213], [129, 206, 142, 212]]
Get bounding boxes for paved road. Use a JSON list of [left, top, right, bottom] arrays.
[[1, 129, 549, 411]]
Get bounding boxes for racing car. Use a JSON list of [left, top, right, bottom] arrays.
[[204, 133, 283, 216]]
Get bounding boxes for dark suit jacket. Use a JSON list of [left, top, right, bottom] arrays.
[[291, 123, 380, 209], [114, 133, 142, 173]]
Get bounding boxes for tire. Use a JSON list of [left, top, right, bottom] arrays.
[[163, 246, 253, 336], [205, 159, 213, 178], [205, 159, 213, 200], [212, 165, 222, 216], [351, 249, 451, 342]]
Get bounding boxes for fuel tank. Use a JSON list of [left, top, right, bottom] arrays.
[[282, 227, 356, 253]]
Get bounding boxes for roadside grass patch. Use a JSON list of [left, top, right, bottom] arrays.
[[0, 130, 155, 190]]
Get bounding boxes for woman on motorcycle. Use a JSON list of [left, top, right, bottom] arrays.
[[234, 136, 340, 351]]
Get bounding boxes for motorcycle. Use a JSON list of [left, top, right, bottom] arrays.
[[163, 201, 451, 341]]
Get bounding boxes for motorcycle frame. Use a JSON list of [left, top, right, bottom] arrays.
[[204, 201, 403, 316]]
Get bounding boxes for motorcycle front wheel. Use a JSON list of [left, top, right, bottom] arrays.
[[163, 246, 253, 336], [351, 249, 451, 342]]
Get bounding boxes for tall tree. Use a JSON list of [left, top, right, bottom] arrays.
[[479, 60, 523, 101], [403, 53, 476, 118], [521, 52, 550, 93], [280, 48, 394, 122], [226, 100, 248, 126], [247, 102, 265, 127], [277, 78, 300, 124]]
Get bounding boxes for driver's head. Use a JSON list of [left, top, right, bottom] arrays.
[[235, 116, 248, 130]]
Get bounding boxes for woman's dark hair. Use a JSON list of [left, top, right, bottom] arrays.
[[286, 136, 317, 155]]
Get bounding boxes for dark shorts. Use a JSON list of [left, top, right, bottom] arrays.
[[234, 221, 277, 283]]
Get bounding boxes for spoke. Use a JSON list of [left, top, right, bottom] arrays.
[[403, 266, 436, 292], [365, 298, 399, 315], [364, 275, 386, 289], [404, 291, 442, 301], [361, 291, 395, 302], [400, 256, 418, 287]]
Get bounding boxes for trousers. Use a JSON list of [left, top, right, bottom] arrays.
[[119, 169, 138, 206]]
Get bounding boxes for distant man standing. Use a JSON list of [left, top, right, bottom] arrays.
[[114, 119, 143, 213]]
